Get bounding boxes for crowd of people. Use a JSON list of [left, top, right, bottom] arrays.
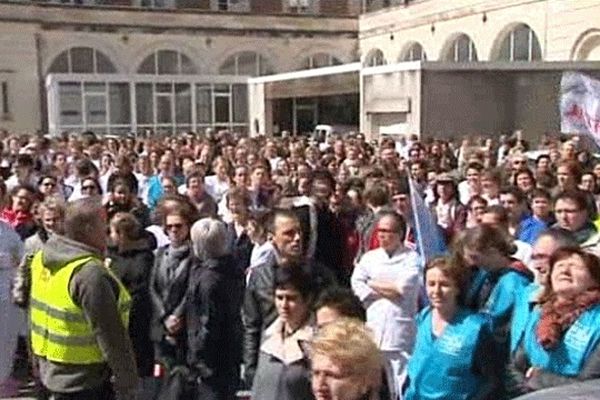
[[1, 127, 600, 400]]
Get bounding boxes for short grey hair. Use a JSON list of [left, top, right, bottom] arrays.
[[190, 218, 230, 260], [538, 229, 578, 248]]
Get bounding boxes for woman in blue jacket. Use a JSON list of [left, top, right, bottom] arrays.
[[456, 225, 533, 339], [404, 257, 499, 400], [508, 247, 600, 397]]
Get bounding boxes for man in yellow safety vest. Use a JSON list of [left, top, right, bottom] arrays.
[[29, 197, 138, 400]]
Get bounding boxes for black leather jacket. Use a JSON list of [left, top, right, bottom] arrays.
[[241, 258, 337, 385]]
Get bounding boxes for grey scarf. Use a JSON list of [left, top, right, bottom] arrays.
[[163, 241, 191, 281]]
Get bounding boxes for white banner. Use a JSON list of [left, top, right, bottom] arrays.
[[560, 72, 600, 141]]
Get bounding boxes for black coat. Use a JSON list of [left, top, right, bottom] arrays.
[[293, 203, 346, 285], [226, 223, 254, 276], [149, 244, 193, 343], [186, 255, 243, 400], [314, 205, 346, 284], [107, 240, 155, 377]]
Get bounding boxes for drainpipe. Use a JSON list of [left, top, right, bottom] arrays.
[[34, 32, 48, 134]]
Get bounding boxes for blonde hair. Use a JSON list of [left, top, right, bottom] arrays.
[[311, 319, 382, 388], [38, 196, 66, 218]]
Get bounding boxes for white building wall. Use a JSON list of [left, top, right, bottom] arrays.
[[0, 22, 41, 133], [362, 66, 421, 136], [359, 0, 600, 63]]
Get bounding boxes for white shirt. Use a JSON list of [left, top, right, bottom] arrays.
[[99, 171, 112, 194], [135, 173, 152, 205], [514, 240, 532, 266], [217, 193, 232, 223], [146, 225, 170, 249], [204, 175, 229, 203], [482, 194, 500, 206], [458, 180, 472, 205], [435, 200, 453, 229], [67, 180, 83, 202], [351, 246, 421, 352], [5, 174, 38, 192], [497, 144, 509, 165], [268, 156, 282, 172]]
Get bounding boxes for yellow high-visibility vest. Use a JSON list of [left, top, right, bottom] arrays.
[[29, 251, 131, 364]]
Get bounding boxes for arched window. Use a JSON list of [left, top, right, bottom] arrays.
[[497, 24, 542, 61], [444, 34, 478, 62], [364, 49, 386, 67], [572, 31, 600, 61], [218, 51, 273, 76], [48, 47, 117, 74], [400, 42, 427, 62], [302, 53, 342, 69], [137, 50, 197, 75]]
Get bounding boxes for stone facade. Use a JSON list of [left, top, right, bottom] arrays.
[[0, 1, 358, 133], [359, 0, 600, 63]]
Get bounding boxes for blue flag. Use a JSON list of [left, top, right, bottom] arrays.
[[409, 178, 447, 268]]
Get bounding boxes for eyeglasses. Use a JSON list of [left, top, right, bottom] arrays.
[[165, 223, 184, 230], [42, 182, 56, 187], [81, 185, 97, 192]]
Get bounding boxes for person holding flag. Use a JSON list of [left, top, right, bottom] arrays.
[[386, 173, 448, 262]]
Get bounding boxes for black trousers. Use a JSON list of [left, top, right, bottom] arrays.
[[48, 382, 115, 400]]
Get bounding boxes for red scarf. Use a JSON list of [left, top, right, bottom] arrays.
[[0, 207, 33, 229], [536, 288, 600, 350]]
